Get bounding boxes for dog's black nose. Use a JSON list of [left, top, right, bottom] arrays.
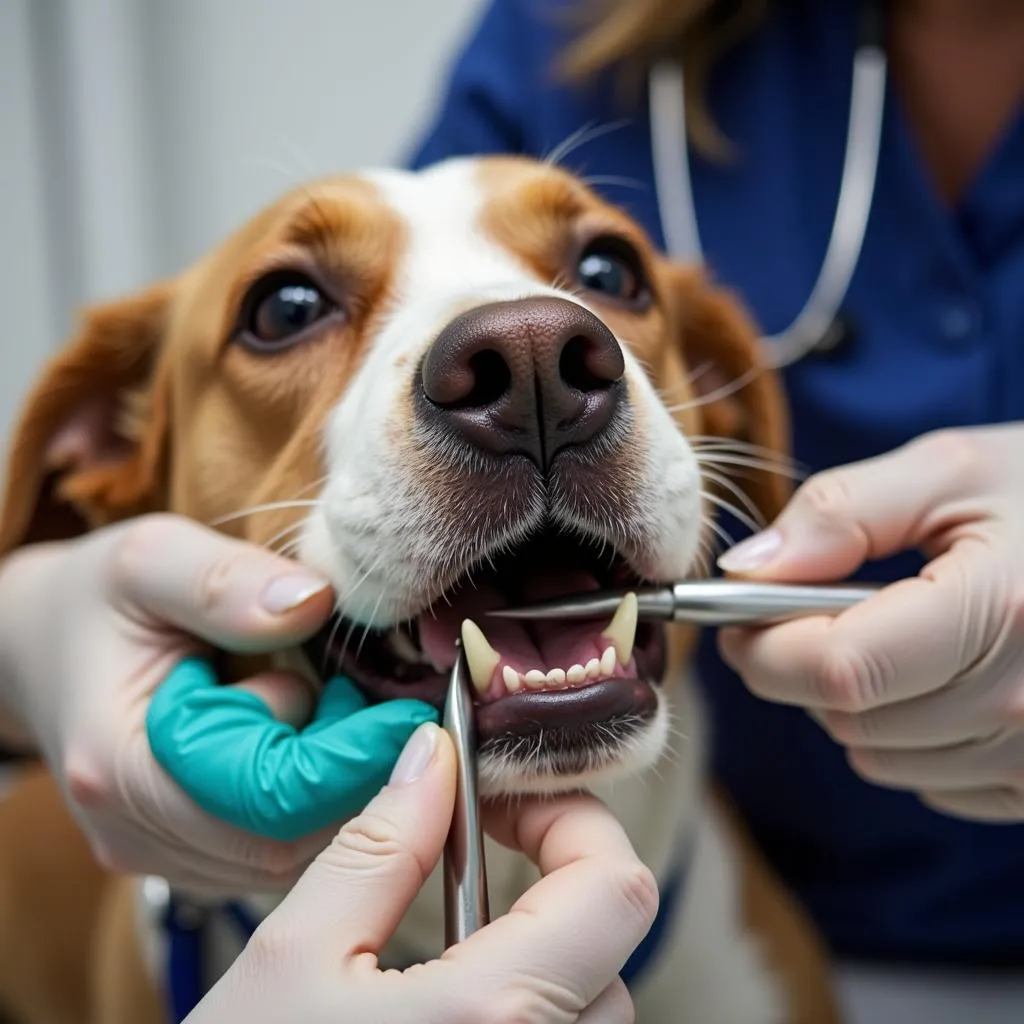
[[420, 298, 624, 471]]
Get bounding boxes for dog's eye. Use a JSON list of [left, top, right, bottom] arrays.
[[238, 273, 337, 351], [575, 239, 649, 306]]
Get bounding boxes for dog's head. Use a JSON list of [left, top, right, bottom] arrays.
[[0, 156, 788, 795]]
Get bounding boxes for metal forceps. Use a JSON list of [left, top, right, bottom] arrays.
[[442, 644, 490, 947], [487, 579, 881, 626]]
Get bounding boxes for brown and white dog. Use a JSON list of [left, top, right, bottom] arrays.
[[0, 156, 839, 1023]]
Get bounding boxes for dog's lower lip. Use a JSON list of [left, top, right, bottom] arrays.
[[475, 678, 657, 743]]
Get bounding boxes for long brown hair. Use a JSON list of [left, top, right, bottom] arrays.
[[559, 0, 769, 159]]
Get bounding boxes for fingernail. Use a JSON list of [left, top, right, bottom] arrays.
[[389, 723, 440, 786], [718, 529, 783, 573], [261, 574, 331, 614]]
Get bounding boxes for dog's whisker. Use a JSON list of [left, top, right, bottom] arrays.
[[550, 270, 572, 293], [696, 453, 806, 480], [690, 435, 788, 454], [209, 500, 321, 528], [696, 453, 802, 478], [289, 475, 329, 499], [692, 534, 717, 579], [542, 119, 630, 168], [655, 359, 742, 408], [322, 554, 388, 676], [275, 539, 304, 561], [685, 359, 716, 388], [237, 152, 317, 188], [321, 613, 348, 679], [699, 469, 766, 530], [580, 174, 648, 191], [691, 437, 802, 469], [333, 618, 361, 678], [703, 514, 736, 552], [665, 365, 763, 414], [263, 519, 309, 556], [355, 591, 388, 661]]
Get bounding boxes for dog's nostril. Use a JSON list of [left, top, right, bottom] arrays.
[[460, 349, 511, 408], [559, 335, 619, 393], [427, 349, 511, 410]]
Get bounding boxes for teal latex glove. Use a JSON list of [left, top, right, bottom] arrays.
[[147, 657, 438, 842]]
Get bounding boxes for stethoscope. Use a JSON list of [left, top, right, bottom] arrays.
[[648, 0, 887, 368]]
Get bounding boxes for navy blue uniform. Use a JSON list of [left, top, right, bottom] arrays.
[[409, 0, 1024, 966]]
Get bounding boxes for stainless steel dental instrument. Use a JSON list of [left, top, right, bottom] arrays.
[[442, 644, 490, 947], [487, 580, 880, 626]]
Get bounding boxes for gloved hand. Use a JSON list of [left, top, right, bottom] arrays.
[[147, 659, 434, 842], [188, 723, 657, 1024], [0, 514, 434, 891], [717, 425, 1024, 822]]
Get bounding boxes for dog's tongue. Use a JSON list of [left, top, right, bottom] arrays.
[[418, 571, 602, 673]]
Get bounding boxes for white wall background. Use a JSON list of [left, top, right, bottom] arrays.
[[0, 0, 482, 439]]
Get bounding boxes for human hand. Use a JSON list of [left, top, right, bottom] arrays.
[[717, 426, 1024, 822], [189, 723, 657, 1024], [0, 514, 434, 890]]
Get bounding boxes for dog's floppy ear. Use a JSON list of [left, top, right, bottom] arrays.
[[0, 282, 175, 555], [668, 265, 792, 523]]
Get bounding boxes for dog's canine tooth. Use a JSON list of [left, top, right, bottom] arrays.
[[502, 665, 523, 692], [524, 669, 547, 688], [388, 628, 424, 664], [601, 592, 638, 666], [566, 663, 587, 684], [461, 619, 501, 694]]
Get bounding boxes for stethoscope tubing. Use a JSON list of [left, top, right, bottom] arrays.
[[648, 0, 888, 368]]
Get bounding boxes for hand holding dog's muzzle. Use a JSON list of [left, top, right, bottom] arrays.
[[0, 514, 433, 892], [147, 659, 436, 842]]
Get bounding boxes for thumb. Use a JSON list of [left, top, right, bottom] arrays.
[[104, 514, 333, 651], [262, 722, 456, 957], [717, 436, 968, 581]]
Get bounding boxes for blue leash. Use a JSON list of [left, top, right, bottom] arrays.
[[621, 832, 693, 989], [163, 837, 692, 1021], [163, 896, 203, 1023], [163, 897, 261, 1023]]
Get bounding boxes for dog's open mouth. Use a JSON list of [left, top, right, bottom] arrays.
[[306, 528, 666, 744]]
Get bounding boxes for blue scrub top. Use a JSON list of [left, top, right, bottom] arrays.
[[409, 0, 1024, 965]]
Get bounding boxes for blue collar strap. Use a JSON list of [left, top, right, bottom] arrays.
[[163, 896, 261, 1023], [163, 896, 206, 1023], [620, 828, 695, 988]]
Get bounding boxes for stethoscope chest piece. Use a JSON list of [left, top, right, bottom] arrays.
[[810, 311, 857, 359]]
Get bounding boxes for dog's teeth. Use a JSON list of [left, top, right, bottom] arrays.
[[461, 619, 501, 694], [387, 628, 423, 664], [601, 592, 638, 666], [546, 667, 566, 686], [599, 646, 616, 677], [524, 669, 547, 688], [566, 663, 587, 684], [585, 657, 601, 679], [502, 665, 523, 692]]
